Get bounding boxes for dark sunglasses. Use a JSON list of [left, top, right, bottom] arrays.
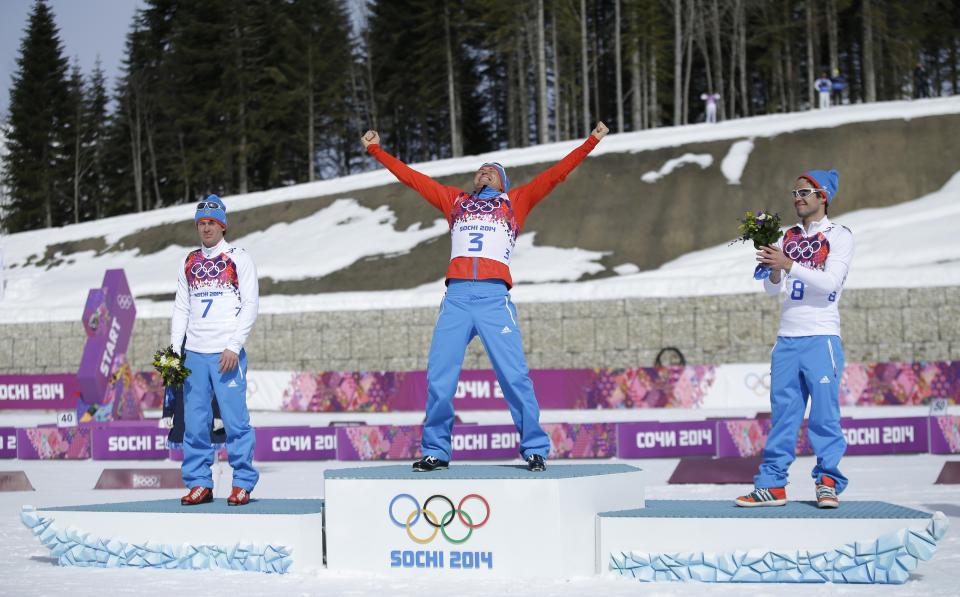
[[196, 201, 222, 210], [791, 188, 824, 199]]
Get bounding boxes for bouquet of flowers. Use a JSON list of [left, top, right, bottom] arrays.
[[153, 345, 191, 386], [732, 210, 784, 280]]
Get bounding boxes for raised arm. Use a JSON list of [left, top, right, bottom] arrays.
[[509, 121, 608, 222], [362, 130, 459, 216]]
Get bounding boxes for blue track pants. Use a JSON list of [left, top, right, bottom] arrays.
[[181, 349, 259, 491], [422, 279, 550, 461], [755, 335, 848, 493]]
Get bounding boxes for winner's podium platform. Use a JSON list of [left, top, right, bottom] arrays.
[[324, 463, 644, 578], [20, 499, 324, 573]]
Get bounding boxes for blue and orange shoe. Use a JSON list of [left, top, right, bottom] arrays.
[[734, 486, 787, 507], [816, 476, 839, 509]]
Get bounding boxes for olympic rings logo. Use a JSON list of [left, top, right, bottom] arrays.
[[389, 493, 490, 545], [190, 259, 227, 279], [744, 372, 771, 397], [783, 238, 822, 261], [115, 294, 134, 310], [460, 198, 501, 213]]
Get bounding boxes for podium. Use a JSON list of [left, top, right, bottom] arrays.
[[324, 464, 643, 578]]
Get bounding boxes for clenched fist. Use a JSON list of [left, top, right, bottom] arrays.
[[361, 130, 380, 148], [591, 121, 609, 140]]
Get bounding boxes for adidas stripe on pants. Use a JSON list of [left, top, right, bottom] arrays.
[[181, 349, 259, 491], [755, 335, 848, 493], [421, 279, 550, 461]]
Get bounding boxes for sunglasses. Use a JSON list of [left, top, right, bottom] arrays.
[[196, 201, 222, 210], [791, 188, 825, 199]]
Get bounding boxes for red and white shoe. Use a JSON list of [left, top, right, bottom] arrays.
[[734, 486, 787, 507], [181, 486, 213, 506], [816, 476, 840, 509], [228, 486, 251, 506]]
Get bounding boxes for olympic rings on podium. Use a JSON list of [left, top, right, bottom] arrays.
[[388, 493, 491, 545]]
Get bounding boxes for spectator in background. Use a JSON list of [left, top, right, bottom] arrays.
[[830, 69, 846, 106], [913, 63, 930, 99], [701, 92, 721, 123], [814, 72, 833, 109]]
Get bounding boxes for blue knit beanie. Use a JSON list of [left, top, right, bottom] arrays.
[[800, 169, 839, 204], [195, 194, 227, 229], [480, 162, 510, 192]]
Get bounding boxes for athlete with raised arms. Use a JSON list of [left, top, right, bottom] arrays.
[[362, 123, 609, 472]]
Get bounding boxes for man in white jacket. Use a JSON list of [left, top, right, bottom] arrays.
[[736, 169, 853, 509], [171, 195, 259, 506]]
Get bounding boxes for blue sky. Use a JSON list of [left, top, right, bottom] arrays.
[[0, 0, 142, 116]]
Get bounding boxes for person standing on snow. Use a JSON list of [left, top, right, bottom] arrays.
[[700, 92, 721, 123], [171, 195, 260, 506], [814, 72, 833, 109], [361, 122, 609, 472], [735, 169, 854, 509]]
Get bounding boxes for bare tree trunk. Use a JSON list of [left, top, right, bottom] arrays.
[[126, 90, 144, 213], [631, 39, 642, 130], [696, 2, 713, 105], [773, 40, 786, 112], [682, 0, 694, 124], [507, 48, 519, 147], [673, 0, 683, 125], [307, 51, 316, 181], [650, 48, 659, 126], [614, 0, 624, 132], [233, 20, 248, 193], [444, 1, 462, 156], [551, 5, 562, 141], [536, 0, 548, 144], [363, 29, 378, 129], [519, 24, 530, 147], [806, 0, 815, 107], [727, 1, 737, 115], [826, 0, 838, 73], [73, 99, 81, 223], [862, 0, 876, 102], [145, 119, 162, 207], [710, 0, 725, 120], [738, 0, 748, 116], [580, 0, 590, 135]]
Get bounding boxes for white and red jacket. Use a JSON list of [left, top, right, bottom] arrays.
[[763, 216, 854, 337], [170, 238, 259, 355]]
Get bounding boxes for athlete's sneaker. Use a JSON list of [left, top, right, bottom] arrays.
[[526, 454, 546, 472], [734, 486, 787, 507], [412, 456, 449, 472], [816, 476, 839, 509], [180, 486, 213, 506], [228, 486, 251, 506]]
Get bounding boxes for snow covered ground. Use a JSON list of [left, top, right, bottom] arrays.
[[1, 97, 960, 323], [1, 454, 958, 596]]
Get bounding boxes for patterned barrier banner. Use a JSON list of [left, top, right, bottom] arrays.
[[0, 374, 80, 411], [930, 415, 960, 454], [616, 421, 718, 458], [0, 427, 17, 459], [91, 422, 170, 460], [717, 416, 930, 458], [253, 426, 337, 461], [16, 426, 91, 460], [248, 360, 960, 413], [334, 422, 618, 461]]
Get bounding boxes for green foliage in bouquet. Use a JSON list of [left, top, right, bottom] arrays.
[[734, 210, 784, 249], [153, 345, 191, 386]]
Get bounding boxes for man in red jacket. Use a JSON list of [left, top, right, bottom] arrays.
[[362, 123, 609, 472]]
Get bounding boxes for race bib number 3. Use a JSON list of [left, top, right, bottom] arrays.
[[450, 220, 514, 265]]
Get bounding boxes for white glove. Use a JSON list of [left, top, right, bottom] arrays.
[[160, 417, 174, 429], [213, 418, 225, 432]]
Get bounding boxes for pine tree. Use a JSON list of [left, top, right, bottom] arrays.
[[2, 0, 72, 231]]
